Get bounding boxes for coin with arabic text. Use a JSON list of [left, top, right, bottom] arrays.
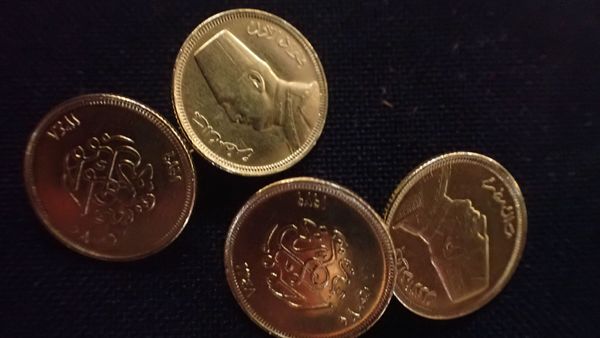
[[384, 152, 527, 319], [224, 177, 396, 337], [24, 94, 196, 261], [173, 9, 327, 176]]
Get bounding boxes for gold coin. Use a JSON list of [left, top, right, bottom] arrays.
[[173, 9, 328, 176], [224, 177, 396, 337], [384, 152, 527, 319], [24, 94, 196, 261]]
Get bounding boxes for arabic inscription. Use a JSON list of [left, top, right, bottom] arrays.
[[261, 218, 354, 310], [62, 133, 156, 246], [193, 112, 254, 162], [246, 20, 307, 68], [481, 176, 516, 239]]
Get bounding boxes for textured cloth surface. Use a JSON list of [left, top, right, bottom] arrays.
[[1, 1, 599, 337]]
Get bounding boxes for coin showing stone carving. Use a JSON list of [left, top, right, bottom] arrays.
[[24, 94, 196, 261], [173, 9, 327, 176], [384, 152, 527, 319], [224, 177, 396, 337]]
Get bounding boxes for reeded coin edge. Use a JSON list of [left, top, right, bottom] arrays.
[[24, 93, 197, 262], [173, 9, 328, 176], [383, 151, 527, 319], [224, 177, 396, 338]]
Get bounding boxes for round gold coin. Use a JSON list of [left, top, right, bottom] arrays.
[[24, 94, 196, 261], [224, 177, 396, 337], [173, 9, 328, 176], [384, 152, 527, 319]]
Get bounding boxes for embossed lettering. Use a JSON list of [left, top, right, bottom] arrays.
[[247, 20, 276, 39], [47, 113, 80, 140], [339, 286, 371, 326], [163, 151, 183, 182], [193, 112, 254, 162], [297, 191, 326, 210], [62, 133, 156, 246], [262, 218, 354, 309], [396, 246, 437, 307], [481, 177, 516, 238], [247, 20, 307, 67], [235, 262, 256, 298]]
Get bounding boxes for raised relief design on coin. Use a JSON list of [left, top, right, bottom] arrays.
[[235, 261, 257, 298], [262, 218, 353, 310], [173, 9, 327, 175], [25, 94, 196, 261], [194, 30, 317, 154], [225, 178, 395, 337], [385, 152, 527, 319], [391, 166, 490, 303], [63, 133, 156, 246], [192, 112, 254, 162], [246, 20, 307, 67], [338, 285, 371, 327], [396, 246, 438, 307], [481, 176, 517, 238], [162, 150, 184, 182], [46, 112, 81, 140]]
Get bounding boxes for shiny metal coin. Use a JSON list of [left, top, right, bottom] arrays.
[[24, 94, 196, 261], [384, 152, 527, 319], [173, 9, 328, 176], [225, 177, 395, 337]]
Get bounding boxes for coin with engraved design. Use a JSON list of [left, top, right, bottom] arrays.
[[224, 177, 396, 337], [173, 9, 327, 176], [24, 94, 196, 261], [384, 152, 527, 319]]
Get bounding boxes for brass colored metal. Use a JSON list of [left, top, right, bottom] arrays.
[[24, 94, 196, 261], [384, 152, 527, 319], [173, 9, 328, 176], [224, 177, 396, 337]]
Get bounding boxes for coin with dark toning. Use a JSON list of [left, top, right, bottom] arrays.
[[225, 178, 396, 337], [24, 94, 196, 261], [173, 9, 327, 176], [384, 152, 527, 319]]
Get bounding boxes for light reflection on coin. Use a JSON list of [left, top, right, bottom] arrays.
[[384, 152, 527, 319], [24, 94, 196, 261], [173, 9, 327, 176], [224, 177, 396, 337]]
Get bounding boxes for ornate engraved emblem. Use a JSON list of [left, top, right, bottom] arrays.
[[62, 133, 156, 245], [262, 218, 354, 309]]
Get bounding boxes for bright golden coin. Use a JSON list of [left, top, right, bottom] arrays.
[[173, 9, 327, 176], [224, 177, 396, 337], [384, 152, 527, 319], [24, 94, 196, 261]]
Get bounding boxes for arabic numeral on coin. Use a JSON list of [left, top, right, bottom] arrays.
[[297, 191, 326, 210], [235, 262, 256, 298], [46, 113, 81, 140], [339, 286, 371, 326], [163, 151, 183, 182]]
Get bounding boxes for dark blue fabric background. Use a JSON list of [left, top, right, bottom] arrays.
[[1, 0, 599, 336]]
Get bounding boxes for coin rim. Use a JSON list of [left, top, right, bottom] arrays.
[[383, 151, 528, 319], [23, 93, 197, 261], [224, 177, 396, 337], [172, 8, 328, 176]]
